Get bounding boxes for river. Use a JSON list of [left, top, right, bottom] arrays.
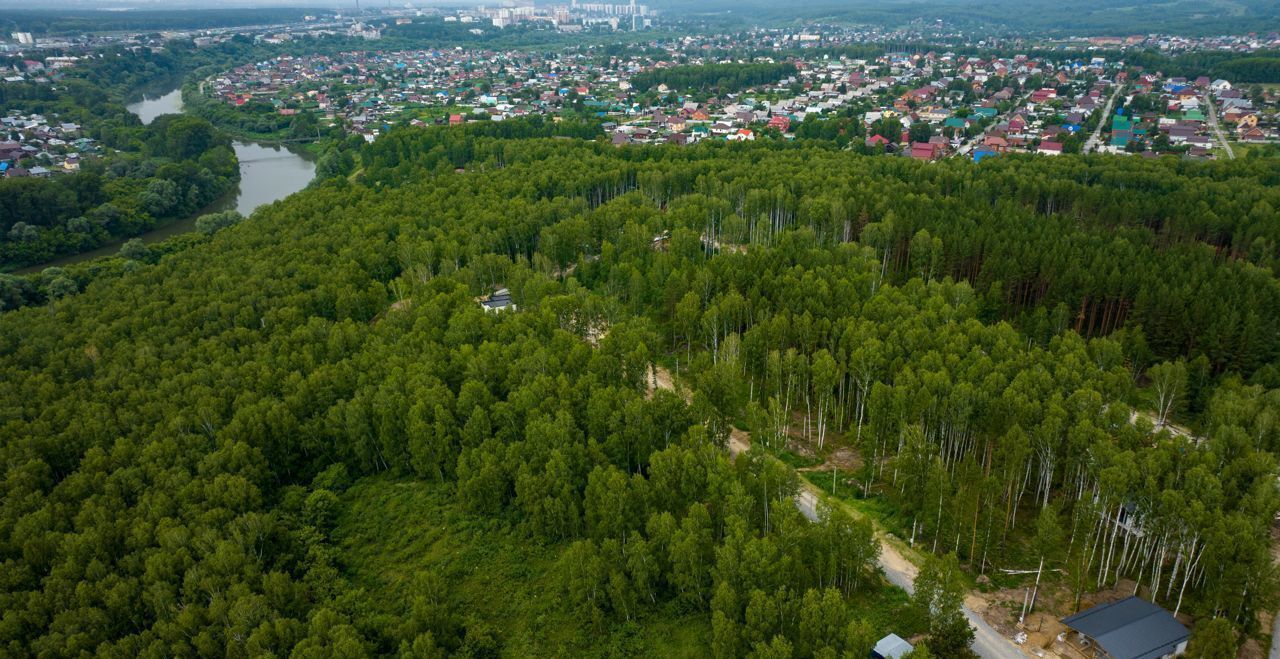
[[128, 88, 317, 217], [14, 88, 316, 274]]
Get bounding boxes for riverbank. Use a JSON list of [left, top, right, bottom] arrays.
[[9, 87, 317, 275], [125, 88, 317, 216], [12, 208, 219, 276]]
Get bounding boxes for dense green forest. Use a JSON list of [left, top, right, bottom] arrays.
[[629, 63, 799, 94], [364, 132, 1280, 378], [1, 129, 1277, 658], [1118, 50, 1280, 84]]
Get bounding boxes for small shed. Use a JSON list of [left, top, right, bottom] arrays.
[[871, 633, 914, 659], [1061, 596, 1188, 659]]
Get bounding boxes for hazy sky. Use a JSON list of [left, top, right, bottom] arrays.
[[14, 0, 477, 8]]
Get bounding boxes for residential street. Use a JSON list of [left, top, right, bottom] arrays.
[[952, 90, 1032, 159], [1206, 96, 1236, 159], [1084, 86, 1124, 153]]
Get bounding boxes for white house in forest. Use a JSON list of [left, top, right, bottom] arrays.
[[480, 287, 516, 313]]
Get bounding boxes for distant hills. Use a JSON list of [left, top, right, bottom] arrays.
[[649, 0, 1280, 37], [3, 0, 1276, 37]]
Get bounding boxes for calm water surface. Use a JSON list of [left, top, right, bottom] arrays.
[[126, 88, 317, 217], [14, 88, 316, 273]]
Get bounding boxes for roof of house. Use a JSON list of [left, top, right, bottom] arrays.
[[872, 633, 913, 659], [910, 142, 940, 160], [481, 288, 514, 310], [1061, 597, 1188, 659]]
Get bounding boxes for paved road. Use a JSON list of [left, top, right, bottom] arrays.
[[1084, 86, 1123, 153], [795, 489, 1027, 659], [1205, 96, 1236, 159]]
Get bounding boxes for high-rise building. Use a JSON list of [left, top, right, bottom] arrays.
[[11, 33, 34, 45]]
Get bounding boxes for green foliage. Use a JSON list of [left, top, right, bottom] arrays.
[[903, 644, 936, 658], [1185, 617, 1238, 658], [630, 63, 798, 94], [194, 210, 245, 236], [335, 478, 711, 656], [911, 554, 974, 656], [118, 238, 149, 261]]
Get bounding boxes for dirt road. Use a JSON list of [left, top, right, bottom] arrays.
[[1206, 97, 1236, 159], [649, 365, 754, 458], [796, 484, 1026, 658], [648, 365, 1026, 658]]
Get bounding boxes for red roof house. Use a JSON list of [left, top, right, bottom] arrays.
[[1038, 141, 1064, 154], [910, 142, 943, 161]]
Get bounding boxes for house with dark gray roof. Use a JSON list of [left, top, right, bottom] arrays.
[[480, 287, 516, 313], [1061, 596, 1188, 659]]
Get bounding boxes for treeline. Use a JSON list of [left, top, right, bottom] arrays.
[[359, 117, 604, 185], [1207, 57, 1280, 84], [630, 62, 798, 93], [0, 8, 313, 36], [1124, 49, 1280, 84]]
